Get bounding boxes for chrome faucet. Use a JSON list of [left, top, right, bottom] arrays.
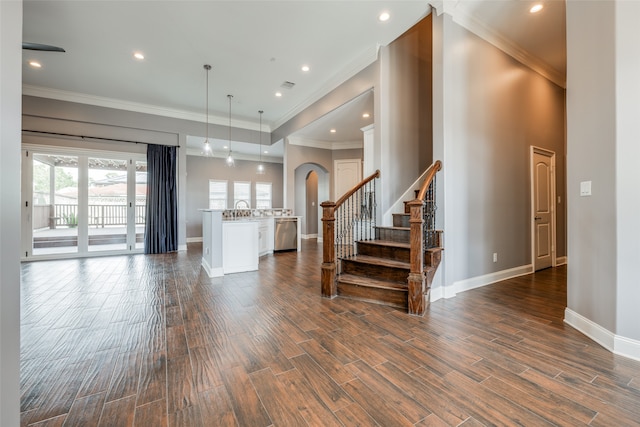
[[233, 200, 249, 218], [235, 200, 249, 209]]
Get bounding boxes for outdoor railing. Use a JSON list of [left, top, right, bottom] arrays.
[[34, 204, 146, 228]]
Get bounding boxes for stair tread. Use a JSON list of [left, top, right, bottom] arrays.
[[343, 254, 410, 269], [358, 240, 410, 249], [338, 273, 407, 291]]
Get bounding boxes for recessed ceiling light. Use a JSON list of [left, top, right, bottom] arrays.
[[362, 113, 370, 118], [264, 150, 269, 154], [530, 4, 543, 13], [29, 61, 42, 68], [275, 92, 282, 97], [301, 65, 310, 72], [223, 145, 228, 149], [330, 129, 337, 133], [133, 52, 145, 60], [379, 11, 390, 22]]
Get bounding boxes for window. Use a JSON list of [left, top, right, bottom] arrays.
[[234, 181, 251, 208], [209, 180, 227, 209], [255, 182, 272, 209]]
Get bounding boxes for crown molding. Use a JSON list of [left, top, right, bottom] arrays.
[[22, 85, 272, 132], [272, 45, 379, 130], [428, 1, 566, 88], [288, 136, 363, 151], [185, 148, 283, 163]]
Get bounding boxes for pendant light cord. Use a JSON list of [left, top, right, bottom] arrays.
[[259, 110, 263, 163]]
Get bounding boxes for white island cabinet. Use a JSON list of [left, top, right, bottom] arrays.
[[222, 220, 259, 274], [201, 210, 301, 277], [201, 210, 259, 276]]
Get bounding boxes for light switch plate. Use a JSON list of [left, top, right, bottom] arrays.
[[580, 181, 592, 196]]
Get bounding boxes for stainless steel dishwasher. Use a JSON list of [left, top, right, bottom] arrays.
[[274, 217, 297, 251]]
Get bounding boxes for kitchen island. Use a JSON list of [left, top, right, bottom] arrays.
[[200, 209, 300, 277]]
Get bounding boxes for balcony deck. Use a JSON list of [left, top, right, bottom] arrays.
[[32, 225, 145, 255]]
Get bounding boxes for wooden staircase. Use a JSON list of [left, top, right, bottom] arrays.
[[336, 201, 442, 311], [321, 161, 442, 316]]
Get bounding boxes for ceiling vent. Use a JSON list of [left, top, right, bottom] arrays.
[[280, 81, 295, 90]]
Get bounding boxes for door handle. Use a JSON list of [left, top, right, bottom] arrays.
[[534, 216, 542, 220]]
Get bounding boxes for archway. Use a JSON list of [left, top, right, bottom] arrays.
[[305, 171, 318, 237], [294, 163, 329, 241]]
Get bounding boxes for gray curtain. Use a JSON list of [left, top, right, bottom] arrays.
[[144, 144, 177, 254]]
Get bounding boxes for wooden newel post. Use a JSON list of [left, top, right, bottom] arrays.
[[407, 199, 427, 316], [320, 201, 337, 298]]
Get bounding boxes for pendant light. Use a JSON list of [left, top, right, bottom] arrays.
[[256, 110, 265, 174], [201, 64, 213, 157], [226, 94, 235, 166]]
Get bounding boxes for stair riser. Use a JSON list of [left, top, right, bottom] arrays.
[[425, 249, 442, 269], [392, 214, 411, 228], [337, 282, 407, 309], [357, 243, 410, 263], [376, 228, 410, 243], [341, 260, 408, 283], [355, 245, 443, 267]]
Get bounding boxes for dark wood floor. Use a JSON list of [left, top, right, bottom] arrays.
[[20, 241, 640, 426]]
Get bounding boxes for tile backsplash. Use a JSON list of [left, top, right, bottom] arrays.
[[222, 208, 293, 219]]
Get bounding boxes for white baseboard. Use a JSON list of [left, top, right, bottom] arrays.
[[453, 264, 534, 294], [201, 257, 224, 278], [178, 244, 187, 251], [555, 256, 567, 266], [187, 237, 203, 243], [564, 308, 640, 362], [430, 286, 444, 302], [430, 265, 532, 302], [430, 284, 457, 302], [301, 234, 318, 240], [317, 237, 323, 243]]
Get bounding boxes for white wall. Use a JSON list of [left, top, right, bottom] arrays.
[[566, 0, 618, 334], [377, 15, 433, 216], [0, 1, 22, 424], [614, 0, 640, 342], [433, 12, 566, 296], [185, 155, 283, 238], [566, 0, 640, 353]]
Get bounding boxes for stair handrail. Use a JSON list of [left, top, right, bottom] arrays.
[[335, 170, 381, 208], [321, 169, 380, 298], [415, 160, 442, 200], [407, 160, 442, 315]]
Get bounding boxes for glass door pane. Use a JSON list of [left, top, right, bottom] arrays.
[[87, 157, 129, 252], [135, 161, 147, 249], [32, 153, 79, 256]]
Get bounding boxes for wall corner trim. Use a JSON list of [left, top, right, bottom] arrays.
[[564, 309, 640, 362], [202, 258, 224, 278], [178, 244, 188, 251]]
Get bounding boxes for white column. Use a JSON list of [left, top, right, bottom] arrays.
[[361, 124, 375, 177], [0, 0, 23, 424]]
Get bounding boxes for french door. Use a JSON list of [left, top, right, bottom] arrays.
[[22, 146, 146, 259]]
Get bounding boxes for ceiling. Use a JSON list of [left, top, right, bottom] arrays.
[[22, 1, 566, 159]]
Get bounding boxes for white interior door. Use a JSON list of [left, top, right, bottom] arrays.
[[532, 148, 556, 270], [334, 159, 362, 200]]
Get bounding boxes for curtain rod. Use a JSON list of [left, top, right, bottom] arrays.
[[22, 129, 180, 147]]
